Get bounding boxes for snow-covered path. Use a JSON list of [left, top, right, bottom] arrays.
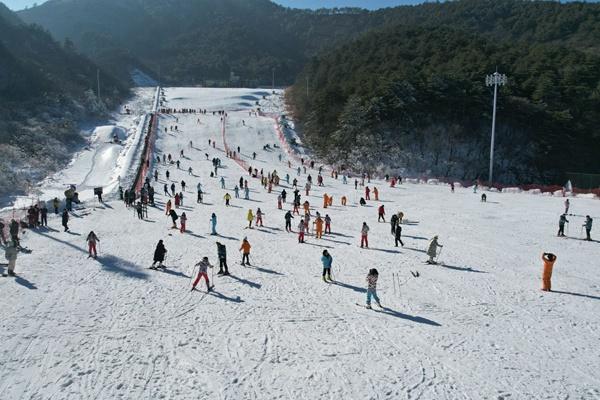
[[1, 88, 599, 399]]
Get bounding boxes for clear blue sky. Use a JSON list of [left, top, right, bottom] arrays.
[[3, 0, 421, 11]]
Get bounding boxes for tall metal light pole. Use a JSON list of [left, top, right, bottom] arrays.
[[485, 71, 507, 184]]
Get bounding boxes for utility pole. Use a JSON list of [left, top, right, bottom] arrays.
[[485, 70, 507, 184]]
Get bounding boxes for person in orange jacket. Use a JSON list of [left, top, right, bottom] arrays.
[[303, 201, 310, 215], [240, 237, 252, 266], [373, 187, 379, 201], [165, 199, 172, 215], [341, 196, 347, 206], [314, 216, 324, 239], [328, 195, 333, 207], [323, 194, 329, 209], [541, 252, 557, 291]]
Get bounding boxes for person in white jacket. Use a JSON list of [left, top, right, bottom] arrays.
[[191, 256, 213, 292], [427, 235, 443, 264]]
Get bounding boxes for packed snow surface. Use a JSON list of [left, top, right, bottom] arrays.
[[1, 88, 599, 399]]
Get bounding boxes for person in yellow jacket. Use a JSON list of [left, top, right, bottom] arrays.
[[240, 237, 252, 266], [541, 252, 557, 291], [246, 209, 254, 229]]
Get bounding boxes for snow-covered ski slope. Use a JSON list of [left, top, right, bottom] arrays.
[[5, 87, 158, 210], [1, 87, 599, 400]]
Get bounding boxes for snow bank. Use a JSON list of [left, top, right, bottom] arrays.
[[576, 193, 598, 199], [527, 189, 542, 195]]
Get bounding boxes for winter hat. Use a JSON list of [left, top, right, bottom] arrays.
[[369, 268, 378, 276], [203, 256, 209, 261]]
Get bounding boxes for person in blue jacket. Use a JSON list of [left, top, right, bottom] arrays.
[[321, 250, 333, 282]]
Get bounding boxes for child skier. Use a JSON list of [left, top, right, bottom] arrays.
[[321, 250, 333, 282], [86, 231, 100, 258], [151, 240, 167, 269], [246, 209, 254, 229], [240, 237, 252, 266], [324, 214, 332, 234], [427, 235, 443, 264], [298, 219, 306, 243], [191, 256, 213, 292], [256, 208, 264, 227], [224, 193, 232, 206], [365, 268, 382, 309]]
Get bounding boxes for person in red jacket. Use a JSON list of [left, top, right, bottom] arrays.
[[365, 186, 371, 200], [378, 205, 385, 222]]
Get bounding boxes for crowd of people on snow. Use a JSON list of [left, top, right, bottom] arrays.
[[2, 104, 597, 306]]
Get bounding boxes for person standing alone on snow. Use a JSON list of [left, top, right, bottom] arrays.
[[62, 209, 69, 232], [360, 222, 369, 248], [284, 211, 294, 232], [584, 216, 593, 241], [365, 269, 382, 309], [86, 231, 100, 258], [321, 250, 333, 282], [378, 205, 386, 222], [541, 252, 557, 291], [394, 224, 404, 247], [191, 256, 213, 292], [240, 237, 251, 266], [151, 240, 167, 269], [558, 214, 569, 237], [427, 235, 443, 264], [216, 242, 229, 275], [4, 240, 20, 276]]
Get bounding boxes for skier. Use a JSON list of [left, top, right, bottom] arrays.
[[180, 212, 187, 233], [220, 177, 225, 189], [324, 214, 332, 234], [298, 218, 306, 243], [277, 195, 283, 210], [394, 224, 404, 247], [216, 242, 229, 275], [256, 208, 264, 227], [244, 186, 250, 200], [427, 235, 443, 264], [171, 183, 176, 196], [191, 256, 213, 292], [234, 186, 240, 198], [373, 187, 379, 201], [210, 213, 217, 235], [564, 199, 570, 214], [365, 186, 370, 200], [151, 240, 167, 269], [281, 189, 287, 203], [224, 193, 232, 206], [360, 222, 369, 248], [181, 180, 186, 192], [165, 199, 172, 215], [9, 219, 19, 245], [584, 215, 593, 241], [557, 214, 569, 237], [86, 231, 100, 258], [0, 220, 5, 245], [378, 205, 386, 222], [174, 193, 180, 208], [169, 209, 179, 229], [4, 240, 19, 276], [61, 209, 69, 232], [135, 201, 143, 219], [321, 250, 333, 282], [284, 211, 294, 232], [240, 237, 252, 266], [451, 182, 455, 193], [359, 197, 366, 206], [246, 209, 255, 229], [365, 268, 382, 309], [481, 193, 487, 202], [164, 184, 169, 196], [154, 170, 159, 182], [390, 213, 399, 234], [341, 196, 347, 206], [314, 216, 324, 239], [197, 183, 203, 203], [166, 170, 170, 180], [188, 167, 193, 176], [541, 252, 557, 292]]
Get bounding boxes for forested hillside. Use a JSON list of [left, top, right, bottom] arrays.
[[18, 0, 600, 86], [0, 3, 127, 197], [288, 26, 600, 184]]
